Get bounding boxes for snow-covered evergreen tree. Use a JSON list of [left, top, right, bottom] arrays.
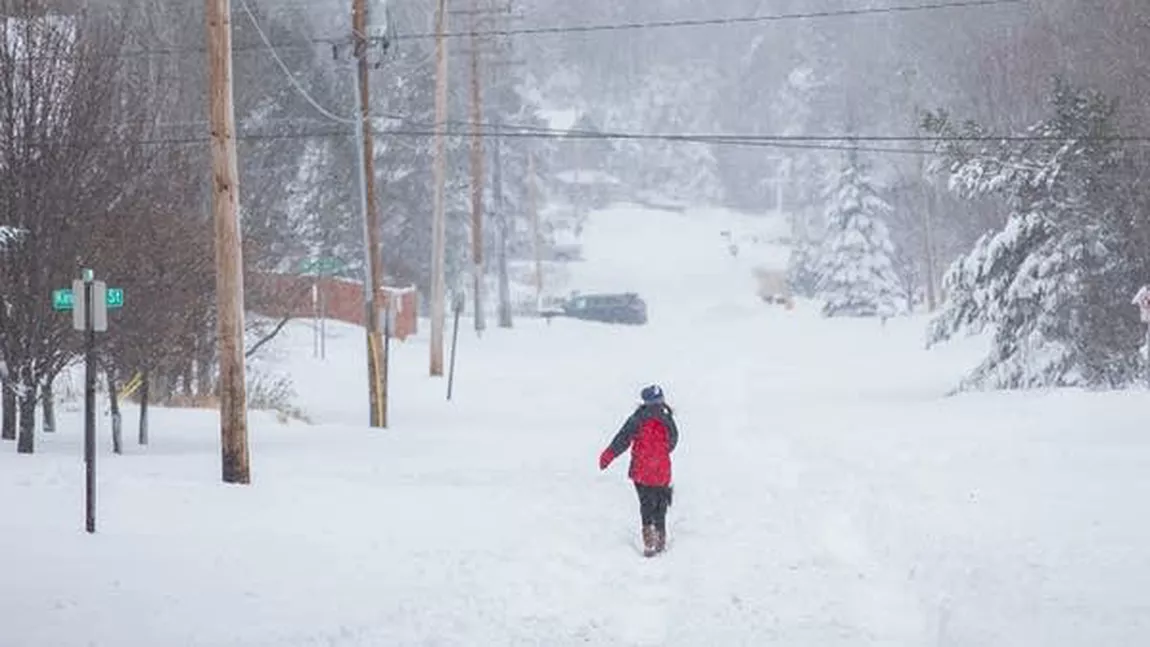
[[786, 237, 822, 298], [812, 151, 903, 318], [926, 80, 1144, 389]]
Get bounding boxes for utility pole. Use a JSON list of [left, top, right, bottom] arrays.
[[905, 73, 938, 313], [487, 21, 524, 329], [454, 0, 521, 331], [352, 0, 386, 427], [205, 0, 250, 484], [494, 122, 512, 328], [529, 150, 542, 311], [920, 143, 937, 312], [429, 0, 449, 376], [468, 1, 486, 334]]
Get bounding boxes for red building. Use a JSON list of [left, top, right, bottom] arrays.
[[250, 274, 419, 340]]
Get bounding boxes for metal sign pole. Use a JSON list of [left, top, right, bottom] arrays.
[[55, 270, 117, 532], [313, 279, 320, 358], [320, 274, 327, 360], [383, 299, 392, 421], [83, 270, 97, 534], [447, 292, 464, 401]]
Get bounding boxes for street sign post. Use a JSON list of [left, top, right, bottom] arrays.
[[299, 258, 343, 359], [447, 291, 465, 401], [82, 272, 97, 533], [53, 270, 120, 534]]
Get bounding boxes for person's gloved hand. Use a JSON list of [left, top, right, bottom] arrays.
[[598, 448, 614, 470]]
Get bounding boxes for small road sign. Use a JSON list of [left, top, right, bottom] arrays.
[[52, 288, 72, 311], [299, 257, 345, 274], [53, 287, 123, 311]]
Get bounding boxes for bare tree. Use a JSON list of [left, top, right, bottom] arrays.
[[0, 2, 209, 450]]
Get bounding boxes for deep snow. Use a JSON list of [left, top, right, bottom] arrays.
[[2, 205, 1150, 646]]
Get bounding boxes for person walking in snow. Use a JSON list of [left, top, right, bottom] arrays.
[[599, 384, 679, 557]]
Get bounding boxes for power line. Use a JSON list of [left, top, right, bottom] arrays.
[[395, 0, 1024, 40], [115, 127, 1142, 159], [6, 0, 1023, 62], [239, 0, 356, 124], [82, 117, 1150, 158], [374, 121, 1150, 146], [2, 39, 341, 62], [85, 112, 1150, 149]]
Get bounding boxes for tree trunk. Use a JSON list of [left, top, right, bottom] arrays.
[[16, 383, 36, 454], [107, 369, 122, 455], [138, 369, 149, 446], [152, 370, 172, 405], [183, 363, 195, 399], [1, 381, 14, 440], [196, 354, 213, 399], [42, 379, 55, 433]]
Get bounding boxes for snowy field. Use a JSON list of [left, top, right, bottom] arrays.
[[3, 204, 1150, 646]]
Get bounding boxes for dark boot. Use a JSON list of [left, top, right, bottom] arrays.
[[654, 527, 667, 553], [642, 525, 658, 557]]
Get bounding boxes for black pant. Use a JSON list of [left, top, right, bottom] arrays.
[[635, 483, 671, 532]]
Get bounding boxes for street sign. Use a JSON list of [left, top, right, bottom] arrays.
[[72, 281, 108, 332], [53, 288, 72, 311], [53, 287, 123, 311], [299, 257, 345, 274]]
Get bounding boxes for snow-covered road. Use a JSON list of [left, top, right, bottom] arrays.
[[3, 204, 1149, 646]]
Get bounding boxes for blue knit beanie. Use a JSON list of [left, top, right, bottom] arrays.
[[640, 384, 664, 404]]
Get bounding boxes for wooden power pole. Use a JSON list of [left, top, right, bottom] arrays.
[[353, 0, 386, 426], [429, 0, 449, 376], [494, 122, 512, 328], [920, 153, 937, 312], [529, 151, 542, 310], [468, 2, 486, 334], [205, 0, 250, 484]]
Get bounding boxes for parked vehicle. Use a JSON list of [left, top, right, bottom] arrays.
[[753, 267, 794, 309], [542, 292, 648, 325]]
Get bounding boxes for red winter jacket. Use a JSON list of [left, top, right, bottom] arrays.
[[599, 404, 679, 486]]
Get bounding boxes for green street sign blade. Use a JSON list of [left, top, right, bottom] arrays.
[[53, 287, 123, 311], [299, 257, 345, 274], [52, 289, 74, 311]]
